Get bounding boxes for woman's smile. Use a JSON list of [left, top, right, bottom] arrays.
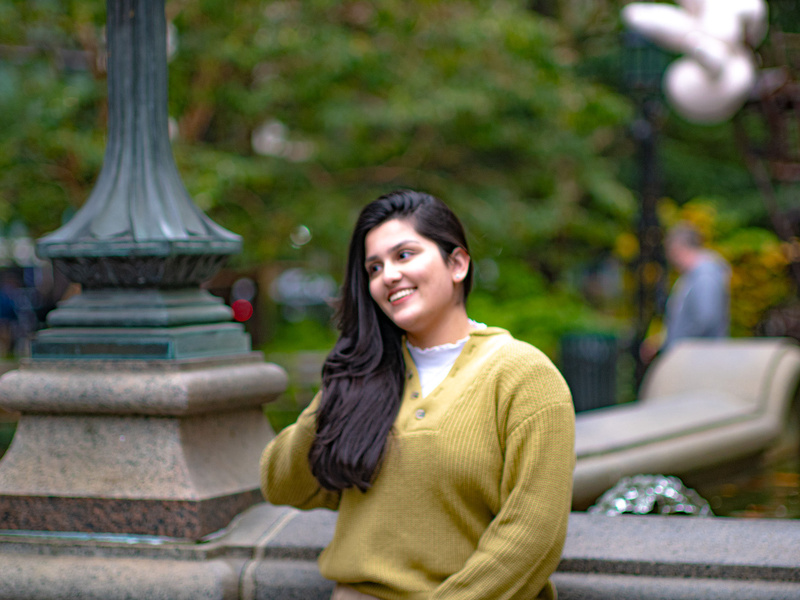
[[389, 287, 416, 303]]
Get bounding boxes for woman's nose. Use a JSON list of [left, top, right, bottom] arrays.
[[382, 261, 401, 283]]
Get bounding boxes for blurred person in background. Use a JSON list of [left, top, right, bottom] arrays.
[[642, 222, 731, 363]]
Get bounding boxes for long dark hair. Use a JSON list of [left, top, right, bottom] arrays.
[[309, 190, 473, 491]]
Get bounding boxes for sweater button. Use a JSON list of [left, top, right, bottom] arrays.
[[411, 391, 420, 399], [415, 409, 426, 419]]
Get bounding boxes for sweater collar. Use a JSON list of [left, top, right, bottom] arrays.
[[401, 326, 510, 369]]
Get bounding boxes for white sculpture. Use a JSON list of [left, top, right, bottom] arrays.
[[622, 0, 769, 124]]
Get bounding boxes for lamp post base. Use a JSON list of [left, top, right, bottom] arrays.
[[0, 355, 285, 539]]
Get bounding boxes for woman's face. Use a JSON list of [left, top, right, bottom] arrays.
[[364, 218, 470, 348]]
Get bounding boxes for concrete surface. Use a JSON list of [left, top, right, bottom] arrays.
[[1, 503, 798, 599]]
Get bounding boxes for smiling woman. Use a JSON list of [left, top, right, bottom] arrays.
[[260, 190, 576, 600]]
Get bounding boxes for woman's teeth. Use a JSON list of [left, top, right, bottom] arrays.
[[389, 289, 415, 302]]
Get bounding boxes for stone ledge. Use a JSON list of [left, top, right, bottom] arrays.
[[1, 505, 799, 599], [0, 354, 287, 415], [0, 553, 244, 600], [563, 512, 800, 579], [243, 559, 335, 600], [551, 573, 800, 600]]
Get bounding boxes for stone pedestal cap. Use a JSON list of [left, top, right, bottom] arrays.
[[0, 353, 286, 416]]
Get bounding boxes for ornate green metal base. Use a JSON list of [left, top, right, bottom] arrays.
[[45, 288, 234, 328], [31, 323, 250, 360], [32, 289, 250, 360]]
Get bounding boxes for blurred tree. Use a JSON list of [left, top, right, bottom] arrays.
[[537, 0, 790, 228], [1, 0, 634, 284], [6, 0, 796, 361], [0, 1, 106, 236]]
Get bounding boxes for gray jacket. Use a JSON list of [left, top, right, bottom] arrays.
[[664, 251, 731, 349]]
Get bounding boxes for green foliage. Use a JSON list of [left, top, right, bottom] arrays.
[[0, 422, 15, 458], [2, 0, 635, 277], [468, 257, 623, 358], [718, 228, 794, 336], [262, 316, 338, 354], [0, 1, 106, 236], [3, 0, 796, 378]]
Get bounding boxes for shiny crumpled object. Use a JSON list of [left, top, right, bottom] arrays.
[[588, 474, 714, 516]]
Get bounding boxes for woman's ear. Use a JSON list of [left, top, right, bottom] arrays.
[[449, 247, 470, 283]]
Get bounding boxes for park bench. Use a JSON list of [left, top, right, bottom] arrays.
[[573, 337, 800, 508]]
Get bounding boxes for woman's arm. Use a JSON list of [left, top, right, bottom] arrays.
[[260, 393, 341, 511], [432, 360, 575, 599]]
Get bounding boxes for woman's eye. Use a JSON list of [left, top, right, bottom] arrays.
[[367, 263, 381, 275], [398, 250, 413, 260]]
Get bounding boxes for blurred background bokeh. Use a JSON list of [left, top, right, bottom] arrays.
[[1, 0, 800, 460]]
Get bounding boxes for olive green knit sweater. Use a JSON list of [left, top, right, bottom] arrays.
[[261, 327, 575, 600]]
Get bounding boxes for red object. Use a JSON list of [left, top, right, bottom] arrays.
[[231, 299, 253, 322]]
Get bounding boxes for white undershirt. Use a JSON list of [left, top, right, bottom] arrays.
[[406, 321, 487, 397]]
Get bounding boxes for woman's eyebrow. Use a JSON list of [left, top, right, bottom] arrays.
[[365, 239, 420, 263]]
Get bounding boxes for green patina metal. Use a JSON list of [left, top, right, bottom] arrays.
[[37, 0, 241, 264], [33, 0, 248, 359]]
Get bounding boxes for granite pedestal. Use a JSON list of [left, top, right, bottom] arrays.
[[0, 353, 286, 539]]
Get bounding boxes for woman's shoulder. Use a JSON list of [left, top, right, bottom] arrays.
[[470, 326, 555, 368], [469, 327, 571, 408]]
